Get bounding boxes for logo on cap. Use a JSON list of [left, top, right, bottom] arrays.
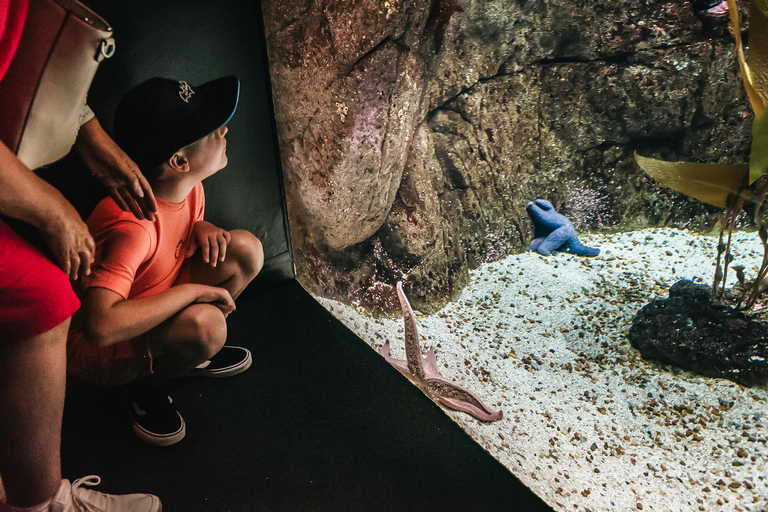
[[178, 81, 195, 103]]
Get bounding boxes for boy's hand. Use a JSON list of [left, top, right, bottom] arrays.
[[194, 284, 235, 316], [187, 221, 231, 267]]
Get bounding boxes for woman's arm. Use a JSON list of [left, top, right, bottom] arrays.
[[75, 117, 158, 221], [0, 141, 94, 279]]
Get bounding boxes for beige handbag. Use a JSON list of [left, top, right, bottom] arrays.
[[0, 0, 115, 169]]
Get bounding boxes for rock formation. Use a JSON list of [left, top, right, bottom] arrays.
[[629, 279, 768, 386], [262, 0, 752, 311]]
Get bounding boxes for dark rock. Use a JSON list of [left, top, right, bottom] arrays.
[[628, 280, 768, 386], [668, 279, 712, 302]]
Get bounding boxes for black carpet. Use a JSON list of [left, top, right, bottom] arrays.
[[61, 280, 552, 512]]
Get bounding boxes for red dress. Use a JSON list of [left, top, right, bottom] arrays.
[[0, 0, 28, 78]]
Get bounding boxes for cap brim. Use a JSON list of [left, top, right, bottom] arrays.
[[186, 75, 240, 147]]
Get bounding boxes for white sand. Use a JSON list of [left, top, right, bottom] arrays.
[[315, 228, 768, 512]]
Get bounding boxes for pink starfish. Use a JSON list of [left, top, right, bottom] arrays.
[[381, 281, 503, 422]]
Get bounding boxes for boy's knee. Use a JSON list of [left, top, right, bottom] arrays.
[[228, 230, 263, 278], [182, 305, 227, 361]]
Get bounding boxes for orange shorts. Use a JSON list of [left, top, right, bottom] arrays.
[[67, 331, 153, 387]]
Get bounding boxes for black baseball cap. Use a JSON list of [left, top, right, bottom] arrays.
[[114, 75, 240, 170]]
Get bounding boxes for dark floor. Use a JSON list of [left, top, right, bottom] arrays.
[[61, 280, 553, 512]]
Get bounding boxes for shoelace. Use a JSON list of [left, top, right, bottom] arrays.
[[70, 476, 108, 512]]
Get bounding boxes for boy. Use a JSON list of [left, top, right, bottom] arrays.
[[67, 76, 263, 446]]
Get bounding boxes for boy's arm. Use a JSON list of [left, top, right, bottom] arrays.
[[83, 283, 234, 347], [81, 222, 233, 347]]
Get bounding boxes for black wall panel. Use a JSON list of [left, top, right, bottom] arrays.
[[85, 0, 293, 285]]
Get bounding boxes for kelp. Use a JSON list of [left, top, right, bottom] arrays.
[[740, 0, 768, 183], [633, 154, 748, 208], [635, 0, 768, 310]]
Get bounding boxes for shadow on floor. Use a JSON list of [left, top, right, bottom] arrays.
[[62, 280, 553, 512]]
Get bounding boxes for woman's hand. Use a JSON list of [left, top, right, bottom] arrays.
[[187, 221, 231, 267], [40, 203, 95, 281], [0, 142, 94, 280], [75, 117, 158, 221]]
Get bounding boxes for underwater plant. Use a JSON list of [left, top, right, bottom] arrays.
[[635, 0, 768, 310]]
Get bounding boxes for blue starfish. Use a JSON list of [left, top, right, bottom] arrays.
[[526, 199, 600, 257]]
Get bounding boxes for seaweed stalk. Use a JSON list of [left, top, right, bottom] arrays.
[[732, 263, 749, 309], [746, 222, 768, 308], [714, 192, 743, 300], [725, 193, 742, 298], [713, 214, 727, 297], [738, 178, 768, 308]]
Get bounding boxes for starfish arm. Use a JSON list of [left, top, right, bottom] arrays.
[[396, 281, 426, 379], [563, 237, 600, 257], [537, 225, 574, 255], [381, 339, 392, 358], [381, 340, 412, 375], [438, 396, 504, 422], [424, 346, 439, 374], [528, 237, 546, 252], [528, 199, 598, 257], [387, 281, 502, 422], [527, 200, 563, 233], [424, 375, 503, 422]]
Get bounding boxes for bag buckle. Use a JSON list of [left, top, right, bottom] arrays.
[[97, 38, 116, 62]]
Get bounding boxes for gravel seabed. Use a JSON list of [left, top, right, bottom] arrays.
[[314, 228, 768, 512]]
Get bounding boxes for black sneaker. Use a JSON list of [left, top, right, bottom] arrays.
[[122, 385, 185, 447], [190, 346, 252, 378]]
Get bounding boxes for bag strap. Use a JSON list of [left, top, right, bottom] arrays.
[[53, 0, 112, 32]]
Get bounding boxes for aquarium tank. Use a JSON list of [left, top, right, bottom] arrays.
[[262, 0, 768, 510]]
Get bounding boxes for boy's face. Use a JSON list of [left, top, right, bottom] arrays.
[[181, 124, 229, 178]]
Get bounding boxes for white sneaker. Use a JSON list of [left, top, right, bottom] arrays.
[[49, 476, 161, 512]]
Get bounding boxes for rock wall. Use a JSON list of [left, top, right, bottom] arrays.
[[262, 0, 752, 312]]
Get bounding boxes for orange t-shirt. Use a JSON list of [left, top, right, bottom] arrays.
[[66, 183, 205, 385], [82, 182, 205, 300]]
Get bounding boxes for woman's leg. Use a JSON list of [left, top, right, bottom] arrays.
[[0, 319, 69, 507]]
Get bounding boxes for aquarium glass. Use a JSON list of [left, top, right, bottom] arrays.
[[263, 0, 768, 509]]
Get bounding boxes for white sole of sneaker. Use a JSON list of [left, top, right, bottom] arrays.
[[132, 412, 186, 447], [193, 347, 253, 378]]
